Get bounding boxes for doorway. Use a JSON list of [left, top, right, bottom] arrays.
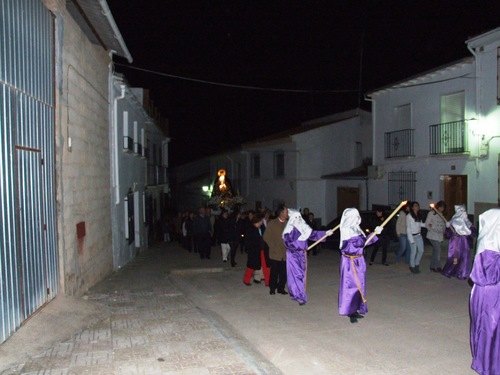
[[337, 187, 360, 217], [443, 175, 468, 219]]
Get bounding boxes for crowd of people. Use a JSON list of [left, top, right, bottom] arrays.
[[166, 202, 498, 374], [393, 201, 477, 278]]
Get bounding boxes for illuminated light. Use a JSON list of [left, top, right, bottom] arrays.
[[217, 169, 227, 192], [202, 186, 209, 192]]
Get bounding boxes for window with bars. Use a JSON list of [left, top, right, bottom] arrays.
[[251, 153, 260, 178], [122, 111, 133, 151], [274, 151, 285, 178], [435, 91, 466, 154], [396, 104, 411, 130], [441, 91, 464, 123], [385, 104, 413, 158], [388, 171, 416, 207]]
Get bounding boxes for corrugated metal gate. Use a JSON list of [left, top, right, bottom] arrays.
[[1, 0, 58, 344]]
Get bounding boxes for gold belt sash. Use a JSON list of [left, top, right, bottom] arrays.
[[342, 254, 367, 303]]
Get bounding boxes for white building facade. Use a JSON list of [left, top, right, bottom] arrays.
[[367, 27, 500, 221], [173, 109, 372, 225], [243, 109, 372, 224], [110, 77, 170, 269]]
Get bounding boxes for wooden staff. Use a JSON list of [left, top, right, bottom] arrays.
[[430, 203, 455, 232], [307, 224, 340, 250], [430, 203, 457, 263], [364, 200, 408, 247], [429, 203, 447, 223]]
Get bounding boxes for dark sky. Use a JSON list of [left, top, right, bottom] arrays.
[[106, 0, 500, 167]]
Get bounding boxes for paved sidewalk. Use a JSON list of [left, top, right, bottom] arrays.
[[1, 240, 478, 374], [1, 244, 281, 375]]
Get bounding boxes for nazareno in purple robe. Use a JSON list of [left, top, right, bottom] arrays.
[[283, 227, 326, 304], [470, 249, 500, 375], [442, 226, 477, 280], [338, 234, 377, 316]]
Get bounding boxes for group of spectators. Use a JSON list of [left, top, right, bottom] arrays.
[[170, 207, 271, 266], [392, 201, 477, 278], [169, 205, 321, 295]]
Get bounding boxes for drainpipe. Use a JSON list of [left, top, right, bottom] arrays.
[[364, 95, 375, 209], [98, 0, 133, 63], [242, 150, 250, 197], [113, 83, 126, 204], [467, 44, 482, 169]]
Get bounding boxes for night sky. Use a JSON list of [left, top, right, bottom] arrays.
[[105, 0, 500, 167]]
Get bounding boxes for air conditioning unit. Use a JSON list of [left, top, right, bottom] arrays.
[[368, 165, 384, 179]]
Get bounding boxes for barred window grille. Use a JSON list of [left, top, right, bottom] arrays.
[[274, 151, 285, 178], [251, 153, 260, 178], [388, 171, 416, 207]]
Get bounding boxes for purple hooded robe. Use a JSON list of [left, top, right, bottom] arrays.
[[338, 208, 379, 316], [283, 209, 326, 305], [339, 234, 378, 316], [469, 209, 500, 375], [442, 205, 477, 280]]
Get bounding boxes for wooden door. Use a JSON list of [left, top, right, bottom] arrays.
[[337, 187, 360, 217], [443, 175, 467, 219]]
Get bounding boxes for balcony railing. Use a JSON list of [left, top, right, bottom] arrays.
[[429, 120, 468, 155], [384, 129, 414, 158]]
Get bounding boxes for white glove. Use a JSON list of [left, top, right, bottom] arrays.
[[446, 221, 451, 228], [374, 226, 383, 235], [326, 229, 334, 236]]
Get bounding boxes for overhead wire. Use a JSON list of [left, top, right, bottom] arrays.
[[114, 62, 358, 93]]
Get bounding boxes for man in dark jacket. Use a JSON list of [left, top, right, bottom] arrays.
[[193, 207, 212, 259], [215, 210, 232, 263], [369, 209, 390, 266], [263, 204, 289, 295]]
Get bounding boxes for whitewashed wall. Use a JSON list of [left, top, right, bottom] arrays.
[[370, 28, 500, 216]]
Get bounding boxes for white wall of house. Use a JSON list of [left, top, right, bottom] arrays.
[[369, 27, 500, 219], [468, 28, 500, 210], [243, 141, 298, 211], [294, 110, 372, 223], [174, 110, 372, 220], [110, 79, 168, 269], [46, 0, 114, 295], [369, 59, 475, 209]]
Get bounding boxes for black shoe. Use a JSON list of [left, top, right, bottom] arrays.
[[223, 260, 227, 263], [415, 265, 421, 273], [354, 312, 364, 319], [369, 262, 373, 266], [206, 256, 211, 259], [231, 262, 237, 267], [383, 263, 389, 266], [299, 302, 306, 306], [253, 279, 261, 284], [349, 315, 358, 323], [409, 267, 417, 273], [278, 290, 288, 295], [270, 291, 276, 295]]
